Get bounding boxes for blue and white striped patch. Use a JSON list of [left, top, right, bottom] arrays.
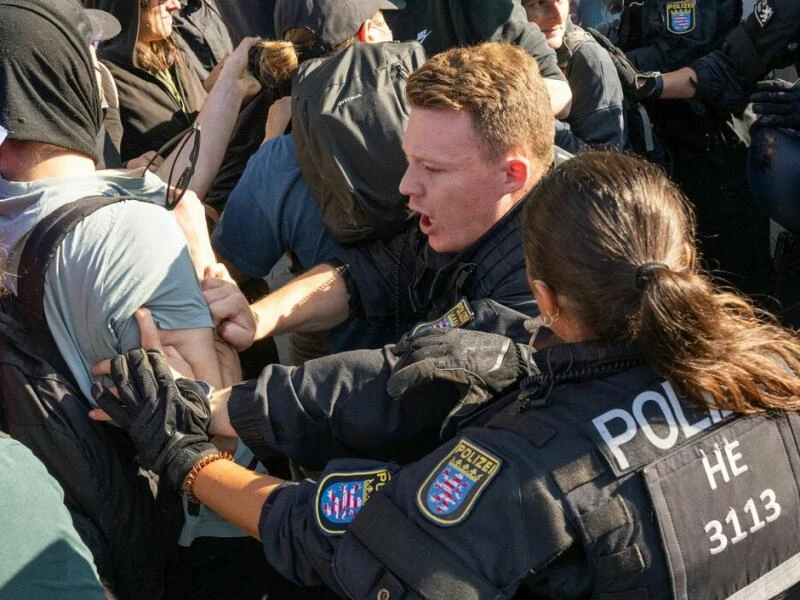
[[666, 1, 696, 34], [315, 469, 391, 535]]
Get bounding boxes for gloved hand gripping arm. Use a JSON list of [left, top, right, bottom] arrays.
[[387, 329, 528, 433], [93, 349, 285, 538], [751, 79, 800, 131]]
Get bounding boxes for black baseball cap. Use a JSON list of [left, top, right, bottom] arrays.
[[274, 0, 404, 52], [84, 7, 121, 43]]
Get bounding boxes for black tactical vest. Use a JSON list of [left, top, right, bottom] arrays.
[[496, 343, 800, 599]]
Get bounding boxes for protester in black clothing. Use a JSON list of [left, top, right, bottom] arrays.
[[174, 0, 234, 81], [522, 0, 626, 152], [384, 0, 572, 116]]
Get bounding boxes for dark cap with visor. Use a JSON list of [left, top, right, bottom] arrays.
[[85, 8, 121, 43], [274, 0, 404, 53]]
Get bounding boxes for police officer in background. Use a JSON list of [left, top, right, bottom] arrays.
[[625, 0, 800, 322], [605, 0, 772, 297], [93, 150, 800, 598], [635, 0, 799, 111]]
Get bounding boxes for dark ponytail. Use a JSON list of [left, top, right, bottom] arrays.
[[523, 150, 800, 413]]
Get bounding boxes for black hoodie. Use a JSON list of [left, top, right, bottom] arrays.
[[87, 0, 207, 162], [0, 0, 101, 161]]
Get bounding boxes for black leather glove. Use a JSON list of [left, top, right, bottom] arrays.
[[751, 79, 800, 131], [94, 349, 218, 491], [585, 27, 662, 101], [388, 329, 527, 411]]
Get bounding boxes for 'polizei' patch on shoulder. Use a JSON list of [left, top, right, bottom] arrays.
[[315, 469, 391, 535], [665, 0, 696, 34], [410, 297, 475, 337], [417, 438, 501, 526]]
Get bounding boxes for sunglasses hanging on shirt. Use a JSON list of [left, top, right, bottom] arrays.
[[141, 122, 202, 210]]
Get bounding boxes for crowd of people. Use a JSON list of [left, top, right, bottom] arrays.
[[1, 0, 799, 599]]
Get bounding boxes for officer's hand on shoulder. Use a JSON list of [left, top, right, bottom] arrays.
[[388, 328, 527, 409], [751, 79, 800, 131]]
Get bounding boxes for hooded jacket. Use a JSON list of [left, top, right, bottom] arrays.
[[87, 0, 207, 162]]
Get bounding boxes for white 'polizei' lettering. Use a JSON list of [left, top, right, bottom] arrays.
[[593, 382, 731, 470]]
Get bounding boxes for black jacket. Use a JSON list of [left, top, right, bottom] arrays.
[[555, 21, 626, 153], [174, 0, 233, 79], [227, 299, 521, 470], [336, 199, 535, 349], [384, 0, 565, 82], [237, 340, 800, 598], [88, 0, 207, 162]]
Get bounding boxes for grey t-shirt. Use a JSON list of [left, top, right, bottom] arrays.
[[0, 170, 212, 400], [0, 435, 106, 599]]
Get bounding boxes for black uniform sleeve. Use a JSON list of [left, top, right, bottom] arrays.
[[228, 345, 460, 470], [691, 1, 800, 107], [447, 0, 564, 81], [624, 0, 727, 72], [258, 432, 576, 596], [334, 226, 420, 327]]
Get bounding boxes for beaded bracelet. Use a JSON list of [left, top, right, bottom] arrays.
[[182, 451, 234, 503]]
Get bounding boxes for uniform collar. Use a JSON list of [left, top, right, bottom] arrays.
[[519, 341, 645, 410]]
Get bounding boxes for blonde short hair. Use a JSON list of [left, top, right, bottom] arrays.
[[406, 42, 554, 167]]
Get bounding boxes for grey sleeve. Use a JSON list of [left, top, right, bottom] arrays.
[[0, 439, 106, 599], [46, 201, 212, 400], [228, 345, 458, 470]]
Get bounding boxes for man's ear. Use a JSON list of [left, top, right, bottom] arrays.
[[361, 19, 392, 43], [503, 154, 531, 194]]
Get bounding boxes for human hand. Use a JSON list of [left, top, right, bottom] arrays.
[[633, 71, 664, 100], [202, 277, 257, 351], [203, 262, 236, 285], [388, 328, 526, 409], [90, 307, 196, 424], [751, 79, 800, 131], [264, 96, 292, 142], [218, 37, 262, 99], [125, 151, 163, 172], [91, 349, 218, 491]]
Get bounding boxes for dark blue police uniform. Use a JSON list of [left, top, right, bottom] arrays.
[[611, 0, 772, 297], [691, 0, 800, 109], [237, 341, 800, 598], [330, 199, 535, 351]]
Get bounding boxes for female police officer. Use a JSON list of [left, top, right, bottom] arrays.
[[93, 150, 800, 598]]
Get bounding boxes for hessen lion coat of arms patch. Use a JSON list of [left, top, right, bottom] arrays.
[[417, 438, 501, 526], [315, 468, 392, 534]]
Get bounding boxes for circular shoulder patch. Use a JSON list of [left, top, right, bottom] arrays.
[[315, 468, 392, 535]]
